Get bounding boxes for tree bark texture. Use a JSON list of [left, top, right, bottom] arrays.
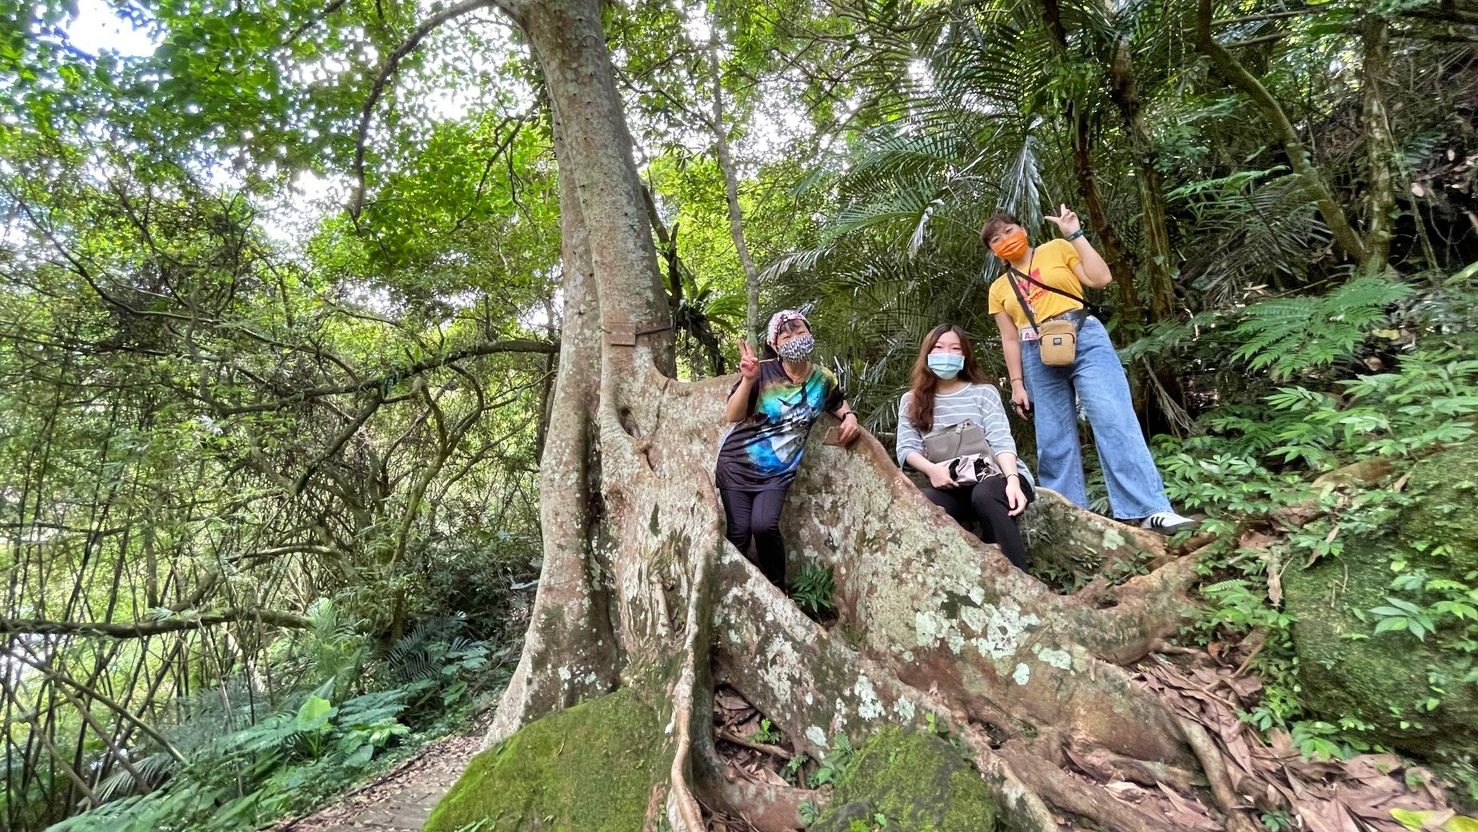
[[482, 107, 622, 746], [1360, 13, 1397, 272], [476, 0, 1275, 828], [503, 0, 674, 378]]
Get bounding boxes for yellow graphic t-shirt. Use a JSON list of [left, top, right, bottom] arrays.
[[987, 238, 1085, 332]]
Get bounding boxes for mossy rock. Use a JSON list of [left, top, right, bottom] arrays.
[[424, 688, 667, 832], [1399, 441, 1478, 566], [1285, 442, 1478, 761], [809, 727, 999, 832]]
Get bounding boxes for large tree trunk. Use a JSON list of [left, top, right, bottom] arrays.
[[481, 107, 621, 744], [479, 345, 1238, 830], [465, 0, 1313, 829], [1039, 0, 1145, 335], [1359, 13, 1397, 272], [1106, 34, 1176, 324]]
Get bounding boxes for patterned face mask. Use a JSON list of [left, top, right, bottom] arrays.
[[775, 334, 815, 362]]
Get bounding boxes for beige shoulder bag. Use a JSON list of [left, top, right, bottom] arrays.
[[1006, 266, 1080, 367]]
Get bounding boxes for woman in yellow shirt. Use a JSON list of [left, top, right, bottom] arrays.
[[983, 207, 1196, 534]]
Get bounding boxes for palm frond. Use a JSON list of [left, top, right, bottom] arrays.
[[1175, 171, 1332, 304], [1231, 275, 1414, 381], [997, 132, 1048, 228]]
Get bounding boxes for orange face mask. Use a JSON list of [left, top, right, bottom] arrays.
[[990, 227, 1029, 261]]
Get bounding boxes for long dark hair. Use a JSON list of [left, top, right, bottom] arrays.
[[907, 324, 991, 433]]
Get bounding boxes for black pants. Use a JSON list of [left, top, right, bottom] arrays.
[[719, 487, 788, 587], [919, 477, 1032, 570]]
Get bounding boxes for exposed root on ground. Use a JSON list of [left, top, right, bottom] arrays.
[[701, 686, 816, 831]]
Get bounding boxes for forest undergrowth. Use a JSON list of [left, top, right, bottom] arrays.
[[26, 608, 514, 832]]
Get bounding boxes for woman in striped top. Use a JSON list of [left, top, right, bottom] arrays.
[[896, 324, 1034, 569]]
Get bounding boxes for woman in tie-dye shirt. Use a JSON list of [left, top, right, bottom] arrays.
[[716, 310, 860, 588]]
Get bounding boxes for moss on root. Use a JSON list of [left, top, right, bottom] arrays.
[[424, 688, 666, 832], [810, 727, 999, 832], [1284, 441, 1478, 761]]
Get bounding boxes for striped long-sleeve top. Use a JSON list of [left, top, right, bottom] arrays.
[[897, 383, 1032, 482]]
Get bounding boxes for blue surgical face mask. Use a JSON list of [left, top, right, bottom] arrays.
[[928, 353, 965, 379]]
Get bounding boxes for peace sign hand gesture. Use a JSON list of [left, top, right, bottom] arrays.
[[738, 337, 760, 382], [1044, 204, 1082, 237]]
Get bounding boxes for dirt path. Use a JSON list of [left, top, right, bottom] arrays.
[[269, 731, 483, 832]]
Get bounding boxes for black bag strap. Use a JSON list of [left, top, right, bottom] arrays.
[[1004, 257, 1043, 334], [1007, 265, 1086, 306], [1006, 259, 1098, 334]]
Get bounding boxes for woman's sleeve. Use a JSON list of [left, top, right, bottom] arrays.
[[727, 376, 759, 419], [896, 393, 923, 468], [823, 369, 845, 413], [1053, 237, 1082, 269], [978, 386, 1017, 456]]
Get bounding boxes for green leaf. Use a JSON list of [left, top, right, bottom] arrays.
[[1392, 808, 1434, 830], [1385, 597, 1423, 615], [442, 680, 469, 706], [1374, 617, 1410, 634], [295, 696, 336, 732], [343, 742, 374, 769]]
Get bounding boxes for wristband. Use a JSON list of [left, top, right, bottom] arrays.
[[1064, 229, 1086, 242], [841, 412, 856, 421]]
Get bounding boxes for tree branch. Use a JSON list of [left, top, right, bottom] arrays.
[[1, 608, 312, 638], [294, 387, 386, 494], [1194, 0, 1368, 264], [350, 0, 500, 218], [216, 338, 557, 415], [1227, 32, 1290, 48], [1212, 5, 1337, 27], [284, 0, 352, 44], [1401, 6, 1478, 27], [4, 647, 188, 763]]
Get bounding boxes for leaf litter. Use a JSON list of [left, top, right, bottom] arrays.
[[1135, 645, 1462, 832]]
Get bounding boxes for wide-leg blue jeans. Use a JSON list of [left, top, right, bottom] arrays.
[[1021, 316, 1172, 519]]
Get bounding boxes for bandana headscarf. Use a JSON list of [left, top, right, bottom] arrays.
[[766, 309, 809, 348]]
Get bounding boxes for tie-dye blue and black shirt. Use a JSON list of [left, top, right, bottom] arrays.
[[716, 361, 844, 491]]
